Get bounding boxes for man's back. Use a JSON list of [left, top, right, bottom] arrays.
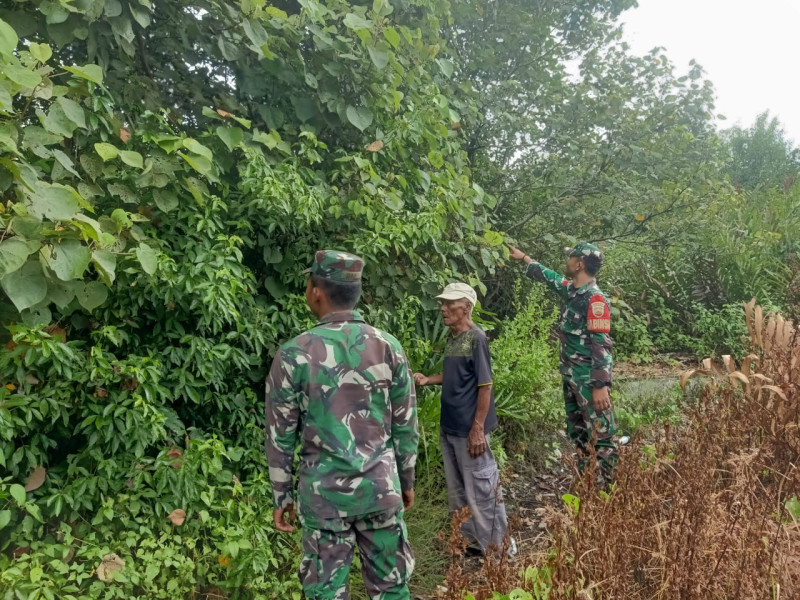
[[266, 310, 417, 525]]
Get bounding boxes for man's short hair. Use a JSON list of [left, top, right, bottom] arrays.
[[583, 254, 602, 276], [310, 274, 362, 309]]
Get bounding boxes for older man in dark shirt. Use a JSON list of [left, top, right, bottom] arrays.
[[414, 283, 511, 555]]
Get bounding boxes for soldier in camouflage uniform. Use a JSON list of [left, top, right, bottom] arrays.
[[508, 243, 618, 483], [266, 250, 418, 600]]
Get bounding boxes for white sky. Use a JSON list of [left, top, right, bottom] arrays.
[[620, 0, 800, 145]]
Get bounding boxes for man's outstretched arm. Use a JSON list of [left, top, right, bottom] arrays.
[[507, 245, 570, 300]]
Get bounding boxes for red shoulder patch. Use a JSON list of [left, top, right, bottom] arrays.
[[587, 293, 611, 333]]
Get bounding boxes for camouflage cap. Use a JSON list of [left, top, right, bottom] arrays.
[[566, 242, 604, 262], [303, 250, 364, 283]]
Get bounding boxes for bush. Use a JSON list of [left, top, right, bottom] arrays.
[[685, 302, 749, 357], [453, 301, 800, 599], [491, 285, 560, 426], [0, 1, 507, 596], [610, 298, 655, 363]]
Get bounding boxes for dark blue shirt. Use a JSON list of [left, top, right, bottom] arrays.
[[441, 324, 498, 437]]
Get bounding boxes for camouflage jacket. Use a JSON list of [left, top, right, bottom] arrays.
[[265, 310, 418, 522], [525, 262, 613, 386]]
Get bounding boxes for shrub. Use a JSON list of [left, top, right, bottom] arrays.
[[454, 300, 800, 599], [491, 285, 560, 426]]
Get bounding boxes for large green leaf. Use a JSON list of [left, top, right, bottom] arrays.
[[27, 182, 80, 221], [216, 126, 243, 151], [43, 239, 91, 281], [427, 151, 444, 168], [0, 18, 19, 56], [63, 64, 104, 85], [153, 189, 179, 212], [1, 260, 47, 311], [135, 243, 158, 275], [29, 42, 52, 63], [56, 97, 86, 128], [76, 280, 108, 311], [92, 249, 116, 285], [52, 149, 80, 177], [182, 139, 213, 160], [22, 304, 51, 327], [9, 484, 25, 506], [346, 106, 373, 131], [0, 238, 30, 276], [94, 142, 119, 161], [72, 214, 105, 241], [0, 81, 13, 112], [292, 97, 317, 123], [5, 63, 42, 88], [120, 150, 143, 168], [47, 278, 80, 308], [368, 45, 389, 70], [383, 26, 400, 49], [23, 126, 62, 148], [343, 13, 372, 31], [178, 152, 212, 176], [41, 103, 77, 138], [243, 19, 268, 48]]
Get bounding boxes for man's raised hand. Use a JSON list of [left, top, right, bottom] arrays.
[[507, 245, 526, 262], [413, 373, 429, 386]]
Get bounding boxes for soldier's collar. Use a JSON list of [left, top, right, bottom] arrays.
[[573, 279, 597, 295], [318, 310, 365, 325]]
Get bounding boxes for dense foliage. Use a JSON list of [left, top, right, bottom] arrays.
[[0, 0, 506, 596], [2, 0, 799, 597]]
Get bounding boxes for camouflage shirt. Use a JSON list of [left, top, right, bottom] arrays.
[[525, 262, 613, 386], [265, 310, 418, 522]]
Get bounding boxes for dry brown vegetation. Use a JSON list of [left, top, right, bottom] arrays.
[[448, 300, 800, 599]]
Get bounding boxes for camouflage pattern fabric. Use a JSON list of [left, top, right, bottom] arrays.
[[303, 249, 364, 282], [265, 309, 418, 528], [566, 242, 604, 261], [525, 261, 618, 479], [564, 379, 618, 481], [299, 507, 414, 600]]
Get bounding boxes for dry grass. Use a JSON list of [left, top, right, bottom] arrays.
[[447, 299, 800, 599]]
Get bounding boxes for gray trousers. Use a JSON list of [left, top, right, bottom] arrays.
[[440, 432, 508, 552]]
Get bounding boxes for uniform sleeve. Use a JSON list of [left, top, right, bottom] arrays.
[[389, 350, 418, 493], [265, 349, 301, 510], [473, 332, 493, 387], [524, 262, 570, 300], [586, 294, 613, 386]]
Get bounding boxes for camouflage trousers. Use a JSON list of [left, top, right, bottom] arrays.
[[563, 378, 618, 483], [299, 507, 414, 600]]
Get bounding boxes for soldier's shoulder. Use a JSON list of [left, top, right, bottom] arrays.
[[279, 328, 326, 352], [364, 324, 406, 354], [589, 285, 609, 301]]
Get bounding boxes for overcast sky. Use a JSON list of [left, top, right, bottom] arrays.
[[620, 0, 800, 145]]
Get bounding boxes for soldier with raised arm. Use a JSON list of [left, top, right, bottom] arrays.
[[508, 243, 618, 484], [266, 250, 418, 600]]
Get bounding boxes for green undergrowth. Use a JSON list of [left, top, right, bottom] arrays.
[[349, 469, 450, 599], [613, 377, 683, 435]]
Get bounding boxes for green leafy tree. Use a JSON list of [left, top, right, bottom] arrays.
[[722, 111, 800, 191], [0, 0, 506, 596]]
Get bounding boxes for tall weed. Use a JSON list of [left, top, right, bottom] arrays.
[[454, 300, 800, 599]]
